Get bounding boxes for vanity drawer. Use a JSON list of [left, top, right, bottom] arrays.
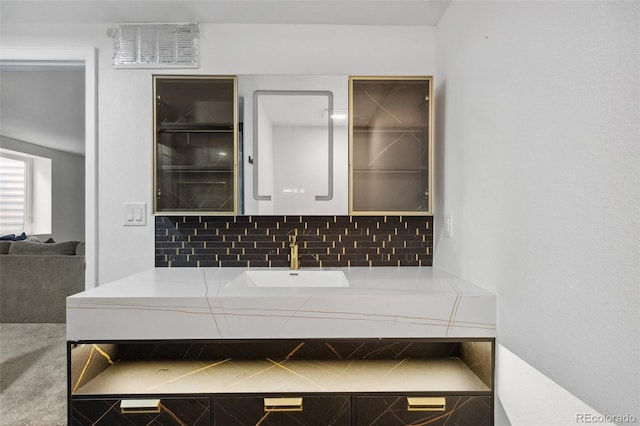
[[355, 395, 493, 426], [214, 395, 351, 425], [71, 397, 210, 425]]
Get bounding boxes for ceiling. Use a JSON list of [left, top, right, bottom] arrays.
[[1, 1, 451, 26], [0, 64, 86, 155]]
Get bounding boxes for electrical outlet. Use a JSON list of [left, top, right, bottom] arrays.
[[444, 213, 453, 238]]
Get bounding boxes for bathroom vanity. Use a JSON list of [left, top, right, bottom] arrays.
[[67, 267, 496, 425]]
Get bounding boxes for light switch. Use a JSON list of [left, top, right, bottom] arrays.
[[124, 203, 147, 226]]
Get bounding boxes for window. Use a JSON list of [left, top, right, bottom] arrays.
[[0, 149, 51, 236], [0, 153, 30, 234]]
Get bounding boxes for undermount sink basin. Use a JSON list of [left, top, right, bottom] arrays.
[[229, 270, 349, 288]]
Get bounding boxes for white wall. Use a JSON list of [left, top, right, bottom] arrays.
[[0, 22, 436, 284], [0, 136, 85, 242], [435, 1, 639, 421]]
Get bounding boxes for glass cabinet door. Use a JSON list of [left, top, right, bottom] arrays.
[[153, 76, 237, 214], [349, 77, 433, 215]]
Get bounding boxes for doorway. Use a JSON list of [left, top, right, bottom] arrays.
[[0, 48, 98, 289]]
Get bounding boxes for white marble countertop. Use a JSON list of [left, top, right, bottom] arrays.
[[67, 267, 496, 341]]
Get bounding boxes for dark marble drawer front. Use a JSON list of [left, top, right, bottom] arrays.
[[214, 395, 351, 425], [71, 397, 210, 425], [355, 395, 492, 426]]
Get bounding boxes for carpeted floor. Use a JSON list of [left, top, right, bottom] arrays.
[[0, 323, 67, 426]]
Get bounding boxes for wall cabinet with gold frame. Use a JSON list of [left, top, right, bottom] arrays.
[[349, 76, 433, 215], [153, 75, 238, 215]]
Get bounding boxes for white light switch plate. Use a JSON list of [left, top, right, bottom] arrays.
[[123, 203, 147, 226]]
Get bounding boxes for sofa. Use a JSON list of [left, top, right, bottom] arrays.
[[0, 240, 85, 323]]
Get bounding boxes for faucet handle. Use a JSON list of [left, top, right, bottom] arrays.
[[289, 234, 297, 244]]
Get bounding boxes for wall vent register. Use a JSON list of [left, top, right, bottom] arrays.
[[109, 23, 199, 68]]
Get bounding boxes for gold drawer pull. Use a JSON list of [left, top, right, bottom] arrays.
[[264, 397, 303, 412], [406, 397, 446, 412], [120, 399, 161, 414]]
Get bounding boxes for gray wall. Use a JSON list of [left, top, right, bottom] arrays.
[[435, 0, 639, 420], [0, 136, 85, 242]]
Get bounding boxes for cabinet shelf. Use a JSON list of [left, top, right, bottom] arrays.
[[74, 358, 490, 396], [353, 125, 427, 133], [158, 123, 234, 133], [353, 169, 426, 174], [160, 166, 233, 172]]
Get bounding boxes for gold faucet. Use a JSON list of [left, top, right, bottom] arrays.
[[289, 233, 300, 270]]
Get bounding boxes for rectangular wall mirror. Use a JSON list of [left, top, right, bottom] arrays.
[[238, 75, 348, 216]]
